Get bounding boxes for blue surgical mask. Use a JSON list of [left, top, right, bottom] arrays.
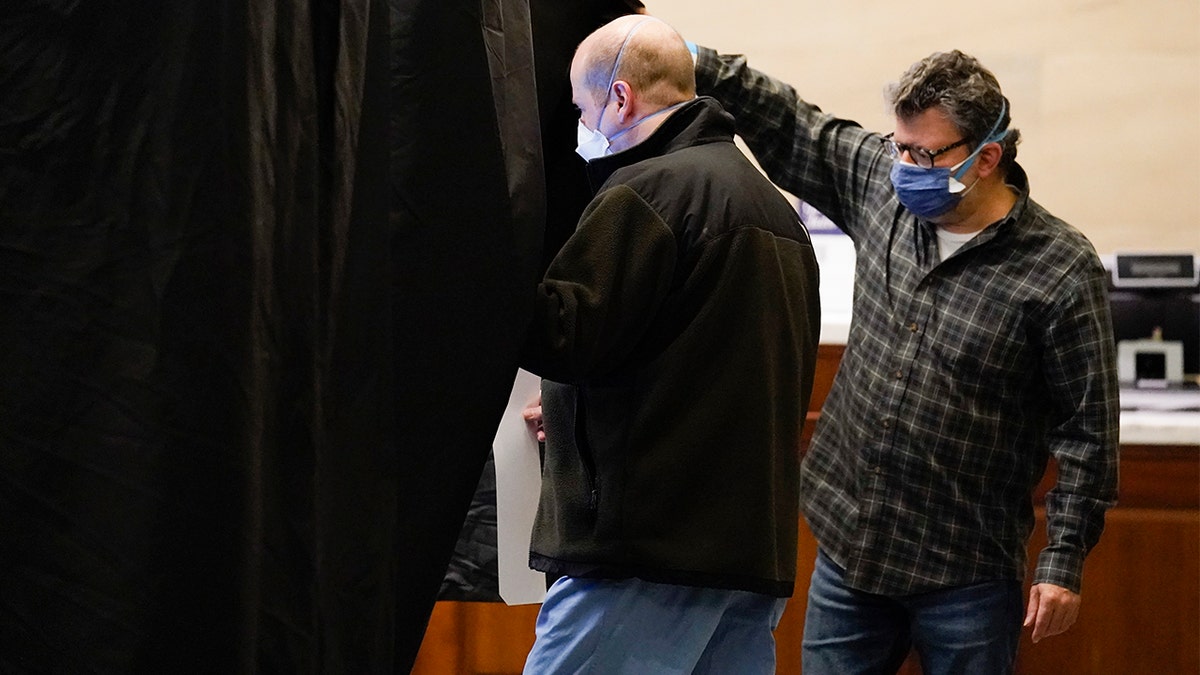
[[889, 102, 1009, 219], [890, 152, 980, 219]]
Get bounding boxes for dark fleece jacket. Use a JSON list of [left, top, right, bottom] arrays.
[[522, 97, 821, 597]]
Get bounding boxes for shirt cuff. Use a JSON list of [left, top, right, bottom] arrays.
[[1033, 547, 1085, 594]]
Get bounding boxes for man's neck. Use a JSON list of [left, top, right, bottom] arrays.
[[936, 180, 1018, 234], [608, 107, 674, 154]]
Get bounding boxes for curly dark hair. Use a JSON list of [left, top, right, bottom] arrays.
[[885, 50, 1021, 175]]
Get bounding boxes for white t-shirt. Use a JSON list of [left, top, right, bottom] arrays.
[[936, 227, 979, 261]]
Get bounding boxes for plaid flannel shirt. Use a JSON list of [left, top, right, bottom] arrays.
[[696, 47, 1119, 595]]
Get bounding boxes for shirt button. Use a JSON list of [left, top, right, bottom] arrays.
[[882, 419, 891, 429], [894, 369, 903, 379], [908, 322, 919, 333]]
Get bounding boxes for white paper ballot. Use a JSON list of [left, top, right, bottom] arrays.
[[492, 368, 547, 605]]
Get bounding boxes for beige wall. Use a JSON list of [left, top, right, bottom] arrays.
[[649, 0, 1200, 256]]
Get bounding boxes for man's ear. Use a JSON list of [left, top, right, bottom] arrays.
[[977, 142, 1004, 178], [611, 80, 634, 123]]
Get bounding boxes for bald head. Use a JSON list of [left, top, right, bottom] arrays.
[[572, 16, 696, 110]]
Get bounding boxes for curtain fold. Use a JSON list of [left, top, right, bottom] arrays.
[[389, 0, 544, 666]]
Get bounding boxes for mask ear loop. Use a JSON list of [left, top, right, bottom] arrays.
[[599, 18, 655, 121], [948, 100, 1010, 192], [606, 99, 690, 145]]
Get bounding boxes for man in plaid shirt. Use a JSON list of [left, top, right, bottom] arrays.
[[692, 46, 1119, 674]]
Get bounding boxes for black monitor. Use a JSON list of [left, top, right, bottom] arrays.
[[1108, 286, 1200, 378]]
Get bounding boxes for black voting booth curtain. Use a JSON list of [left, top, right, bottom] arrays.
[[2, 1, 399, 670], [1, 0, 544, 671]]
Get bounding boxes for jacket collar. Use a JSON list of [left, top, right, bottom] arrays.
[[584, 96, 734, 191]]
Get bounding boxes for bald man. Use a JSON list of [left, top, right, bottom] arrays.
[[519, 16, 820, 674]]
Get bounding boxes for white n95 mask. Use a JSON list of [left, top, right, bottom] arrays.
[[575, 120, 611, 161]]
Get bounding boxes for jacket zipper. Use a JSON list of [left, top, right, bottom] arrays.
[[574, 389, 599, 511]]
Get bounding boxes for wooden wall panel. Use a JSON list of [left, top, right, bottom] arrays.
[[1017, 507, 1199, 675], [411, 602, 540, 675]]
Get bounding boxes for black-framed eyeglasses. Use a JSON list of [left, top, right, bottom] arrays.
[[880, 133, 969, 169]]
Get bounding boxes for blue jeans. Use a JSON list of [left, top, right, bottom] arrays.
[[802, 550, 1023, 675], [522, 576, 788, 674]]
